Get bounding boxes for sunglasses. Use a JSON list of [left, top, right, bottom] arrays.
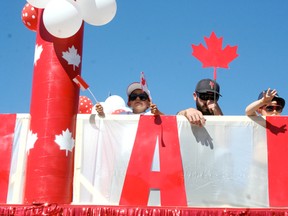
[[264, 105, 283, 113], [129, 93, 149, 101], [196, 92, 219, 101]]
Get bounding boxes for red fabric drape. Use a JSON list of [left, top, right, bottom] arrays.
[[1, 205, 288, 216], [266, 116, 288, 207], [0, 114, 16, 203]]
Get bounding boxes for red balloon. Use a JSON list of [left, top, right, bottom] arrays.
[[78, 96, 93, 114], [112, 109, 128, 114], [22, 3, 38, 31]]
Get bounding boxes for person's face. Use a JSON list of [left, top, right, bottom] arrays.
[[193, 91, 219, 115], [257, 101, 283, 116], [127, 89, 150, 114]]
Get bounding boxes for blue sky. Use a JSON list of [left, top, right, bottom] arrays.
[[1, 1, 288, 115]]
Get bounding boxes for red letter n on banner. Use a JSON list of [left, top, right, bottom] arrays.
[[120, 115, 187, 206], [266, 116, 288, 206]]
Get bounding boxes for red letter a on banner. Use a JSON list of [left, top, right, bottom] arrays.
[[120, 115, 187, 206]]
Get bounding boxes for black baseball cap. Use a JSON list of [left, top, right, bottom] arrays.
[[195, 78, 221, 96], [258, 90, 285, 108]]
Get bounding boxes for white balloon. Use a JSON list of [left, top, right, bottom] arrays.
[[105, 95, 125, 113], [78, 0, 117, 26], [43, 0, 83, 38], [27, 0, 49, 9], [92, 95, 132, 114], [104, 95, 131, 114]]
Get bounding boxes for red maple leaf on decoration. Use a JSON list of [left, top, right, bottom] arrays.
[[192, 32, 238, 69]]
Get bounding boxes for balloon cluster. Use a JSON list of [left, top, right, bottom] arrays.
[[79, 95, 131, 114], [22, 0, 117, 38], [93, 95, 132, 114]]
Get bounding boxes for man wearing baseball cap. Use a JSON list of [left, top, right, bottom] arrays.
[[177, 78, 223, 126], [245, 88, 285, 116]]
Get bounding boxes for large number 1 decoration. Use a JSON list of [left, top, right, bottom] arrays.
[[21, 0, 117, 204]]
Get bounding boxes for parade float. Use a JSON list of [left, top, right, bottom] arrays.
[[1, 0, 288, 215]]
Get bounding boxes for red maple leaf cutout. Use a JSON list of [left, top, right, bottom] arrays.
[[192, 32, 238, 69]]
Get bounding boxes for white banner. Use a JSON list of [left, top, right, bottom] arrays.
[[73, 115, 268, 207]]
